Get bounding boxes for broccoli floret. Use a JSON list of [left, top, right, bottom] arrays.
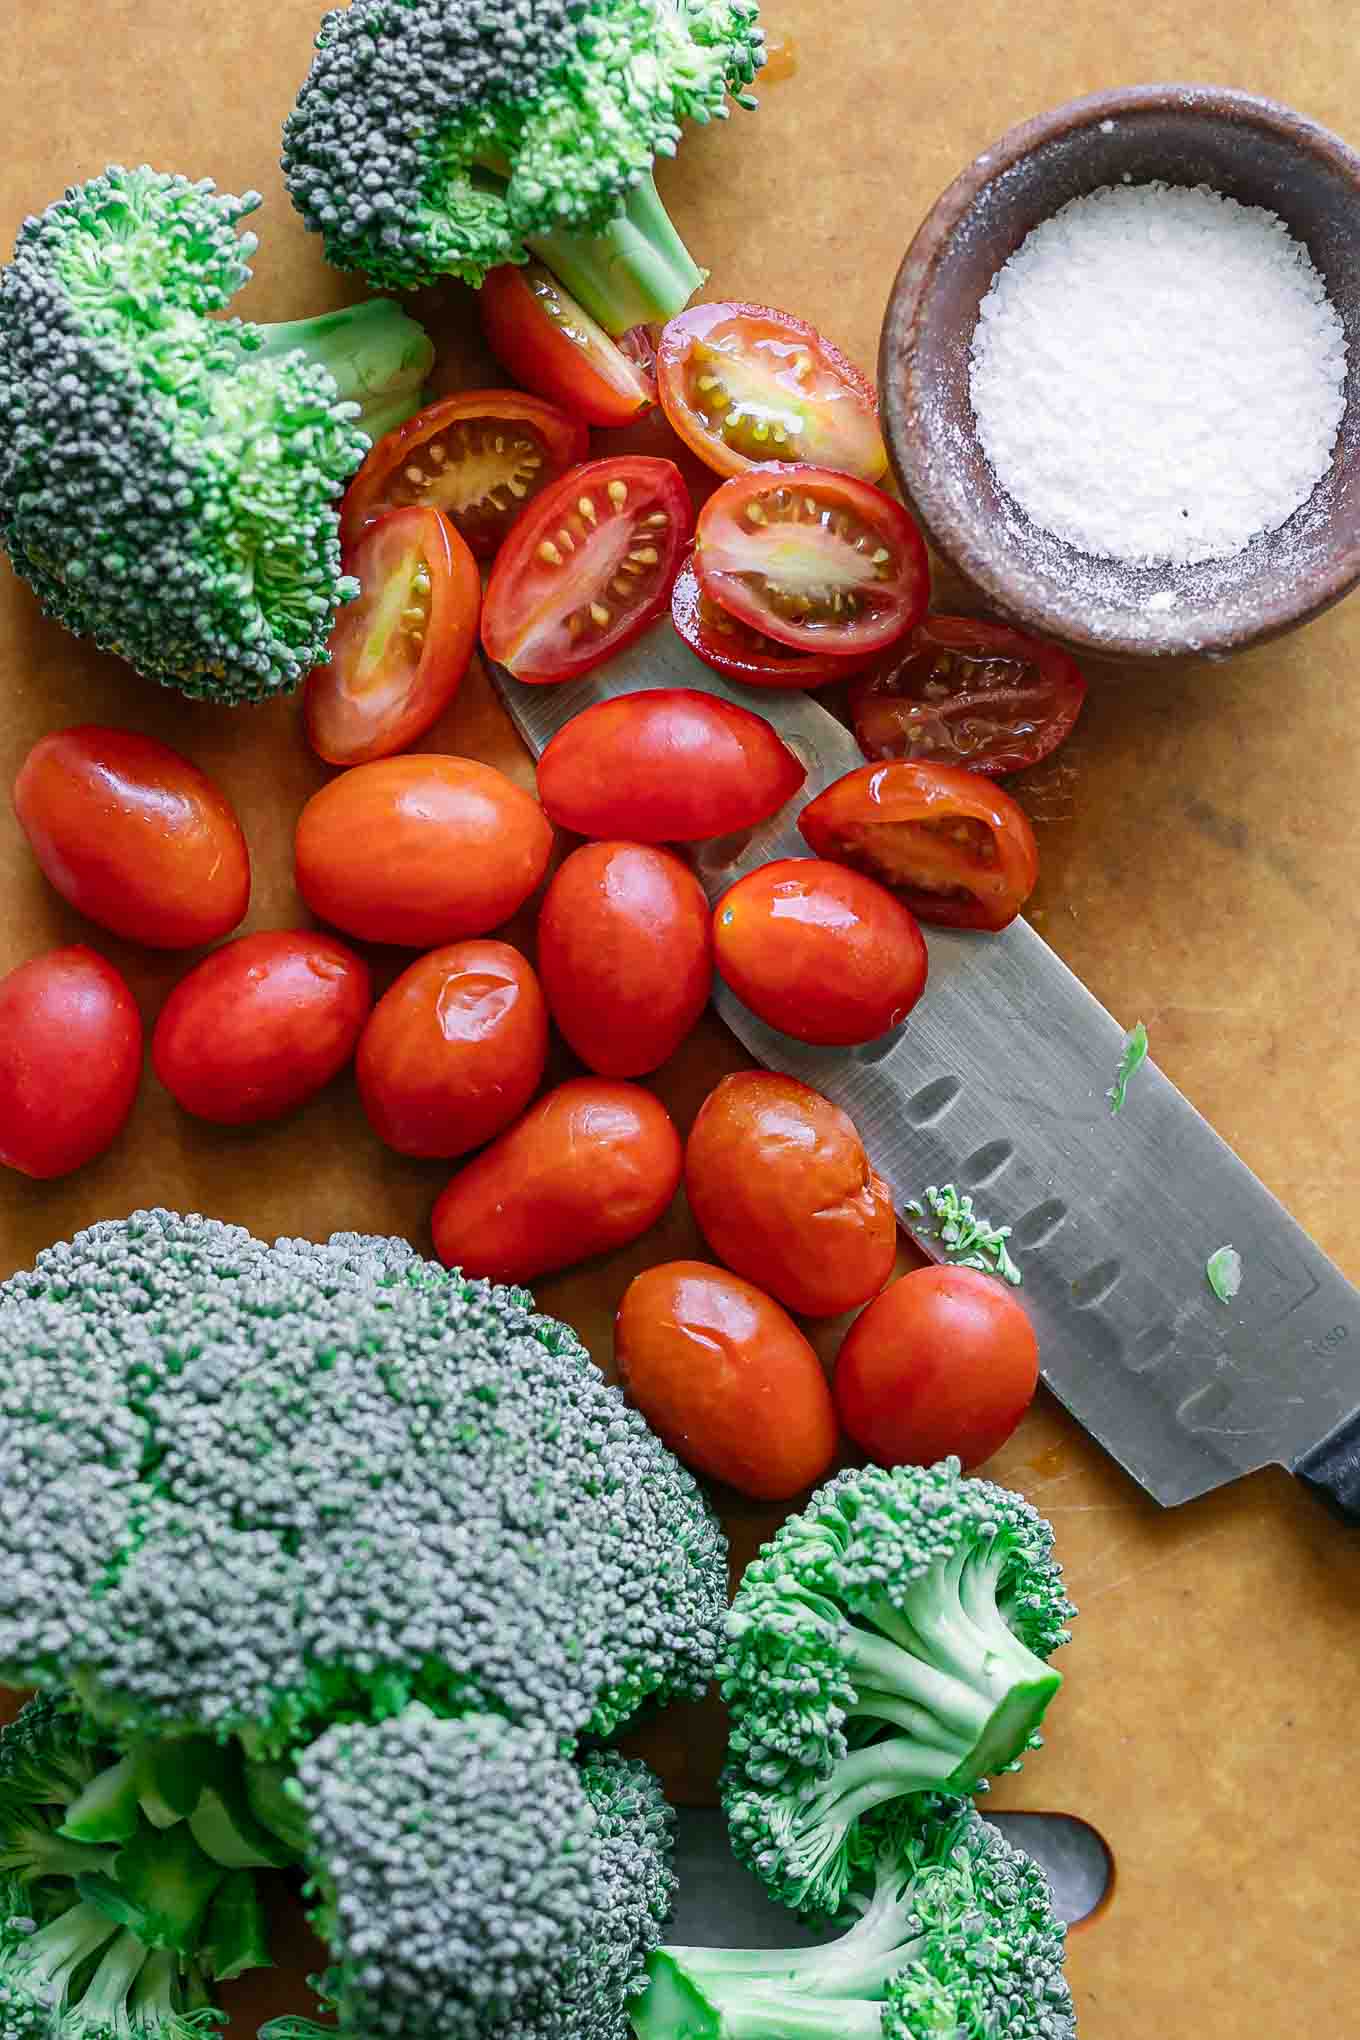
[[631, 1802, 1076, 2040], [719, 1462, 1075, 1919], [282, 0, 765, 334], [0, 1880, 218, 2039], [0, 1696, 102, 1818], [0, 165, 434, 703]]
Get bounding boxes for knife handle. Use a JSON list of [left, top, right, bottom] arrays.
[[1294, 1411, 1360, 1524]]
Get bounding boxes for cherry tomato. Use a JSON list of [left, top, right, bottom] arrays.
[[671, 558, 873, 690], [481, 456, 692, 683], [695, 465, 928, 658], [152, 931, 370, 1126], [799, 760, 1039, 932], [537, 842, 712, 1078], [0, 947, 142, 1179], [479, 263, 657, 427], [685, 1072, 896, 1317], [614, 1261, 839, 1501], [356, 940, 547, 1159], [850, 616, 1088, 776], [340, 391, 588, 559], [536, 690, 805, 843], [305, 508, 480, 766], [713, 857, 928, 1047], [14, 726, 249, 950], [657, 301, 886, 482], [295, 756, 554, 948], [431, 1078, 682, 1285], [834, 1265, 1039, 1470]]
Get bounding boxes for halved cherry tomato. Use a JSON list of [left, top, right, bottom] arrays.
[[340, 391, 588, 559], [305, 508, 480, 766], [0, 947, 142, 1179], [713, 858, 928, 1047], [657, 302, 886, 482], [694, 465, 928, 658], [481, 457, 692, 683], [536, 689, 805, 842], [480, 264, 657, 427], [850, 616, 1088, 776], [671, 558, 872, 689], [799, 760, 1038, 932]]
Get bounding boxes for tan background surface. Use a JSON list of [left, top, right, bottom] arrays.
[[5, 1, 1360, 2032]]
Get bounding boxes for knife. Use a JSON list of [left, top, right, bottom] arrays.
[[490, 629, 1360, 1522]]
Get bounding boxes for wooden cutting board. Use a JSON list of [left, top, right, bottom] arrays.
[[5, 3, 1360, 2032]]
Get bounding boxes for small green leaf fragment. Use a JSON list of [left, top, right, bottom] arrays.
[[907, 1183, 1023, 1286], [1206, 1245, 1243, 1304], [1108, 1021, 1149, 1115]]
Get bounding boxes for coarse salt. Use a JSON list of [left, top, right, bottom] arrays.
[[968, 182, 1347, 566]]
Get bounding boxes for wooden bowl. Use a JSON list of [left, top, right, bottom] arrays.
[[878, 84, 1360, 661]]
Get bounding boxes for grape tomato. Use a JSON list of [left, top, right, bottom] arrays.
[[850, 615, 1088, 776], [479, 263, 657, 427], [670, 558, 871, 688]]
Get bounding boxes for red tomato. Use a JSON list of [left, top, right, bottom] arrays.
[[656, 301, 886, 482], [799, 760, 1039, 932], [0, 947, 142, 1179], [356, 940, 547, 1158], [850, 616, 1088, 776], [14, 726, 249, 950], [340, 391, 588, 559], [685, 1072, 896, 1317], [694, 465, 929, 658], [536, 842, 712, 1078], [479, 263, 656, 427], [536, 690, 805, 842], [614, 1261, 839, 1501], [481, 457, 693, 683], [834, 1265, 1039, 1470], [431, 1078, 682, 1284], [713, 857, 928, 1047], [152, 931, 370, 1126], [671, 558, 872, 690], [295, 756, 554, 948], [305, 508, 480, 766]]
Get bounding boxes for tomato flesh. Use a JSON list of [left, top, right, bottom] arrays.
[[479, 263, 656, 427], [671, 558, 871, 689], [850, 615, 1088, 776]]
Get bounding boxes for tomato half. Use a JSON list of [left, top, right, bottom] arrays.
[[0, 947, 142, 1179], [340, 391, 588, 559], [713, 858, 928, 1047], [671, 558, 872, 689], [479, 263, 657, 427], [850, 616, 1088, 776], [799, 760, 1039, 932], [305, 508, 480, 766], [657, 301, 886, 481], [536, 689, 805, 842], [481, 456, 693, 683], [694, 465, 929, 657]]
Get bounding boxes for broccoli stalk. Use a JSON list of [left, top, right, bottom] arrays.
[[0, 1890, 219, 2039], [251, 297, 434, 439], [525, 173, 705, 337]]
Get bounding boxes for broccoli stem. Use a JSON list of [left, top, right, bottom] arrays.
[[10, 1900, 121, 1998], [0, 1816, 116, 1883], [527, 172, 705, 335], [78, 1925, 152, 2027], [252, 298, 434, 439], [633, 1956, 885, 2040]]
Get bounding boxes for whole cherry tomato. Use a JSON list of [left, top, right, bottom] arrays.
[[850, 615, 1087, 776], [536, 690, 805, 842], [614, 1261, 839, 1501], [685, 1072, 896, 1317], [713, 858, 928, 1047], [834, 1265, 1039, 1470], [14, 726, 249, 950], [799, 760, 1039, 932], [152, 931, 371, 1126], [479, 264, 657, 427], [536, 842, 712, 1078], [431, 1078, 682, 1285], [0, 947, 142, 1179], [295, 756, 554, 948], [356, 940, 548, 1158], [671, 558, 873, 689]]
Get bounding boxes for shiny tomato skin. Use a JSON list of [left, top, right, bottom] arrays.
[[295, 756, 554, 948], [152, 931, 370, 1126], [615, 1261, 839, 1500], [356, 940, 548, 1159], [0, 947, 142, 1179], [850, 615, 1088, 776], [657, 301, 887, 482], [481, 456, 693, 684], [479, 263, 656, 427], [713, 857, 928, 1047], [799, 760, 1039, 932], [537, 842, 712, 1078], [305, 508, 480, 766], [834, 1265, 1039, 1470], [671, 558, 873, 690], [536, 690, 805, 842], [14, 726, 249, 950], [685, 1071, 896, 1317], [430, 1078, 682, 1284]]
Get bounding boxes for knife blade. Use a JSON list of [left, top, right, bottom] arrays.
[[490, 628, 1360, 1520]]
